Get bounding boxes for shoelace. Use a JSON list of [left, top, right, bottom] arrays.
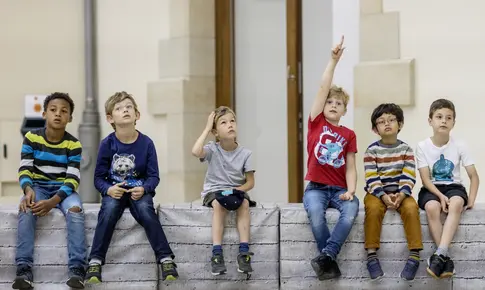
[[162, 262, 175, 272], [87, 265, 100, 273]]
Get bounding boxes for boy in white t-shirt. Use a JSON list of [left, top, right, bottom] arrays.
[[416, 99, 479, 279]]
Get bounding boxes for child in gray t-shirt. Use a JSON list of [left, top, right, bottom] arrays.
[[191, 106, 256, 277]]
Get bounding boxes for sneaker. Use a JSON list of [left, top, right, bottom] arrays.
[[85, 264, 102, 284], [160, 261, 179, 281], [440, 257, 455, 278], [427, 254, 446, 279], [367, 258, 384, 280], [237, 251, 254, 273], [66, 267, 86, 289], [400, 258, 420, 281], [211, 253, 227, 275], [12, 265, 33, 289], [311, 252, 341, 281]]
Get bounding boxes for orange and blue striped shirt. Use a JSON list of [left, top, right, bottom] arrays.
[[18, 128, 82, 201], [363, 140, 416, 197]]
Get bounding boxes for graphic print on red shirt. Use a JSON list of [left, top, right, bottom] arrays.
[[305, 113, 357, 188]]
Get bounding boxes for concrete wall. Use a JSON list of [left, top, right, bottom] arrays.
[[2, 203, 485, 289], [354, 0, 485, 201]]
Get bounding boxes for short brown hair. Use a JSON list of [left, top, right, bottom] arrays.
[[105, 91, 139, 130], [212, 106, 236, 141], [327, 85, 350, 108], [429, 98, 456, 119]]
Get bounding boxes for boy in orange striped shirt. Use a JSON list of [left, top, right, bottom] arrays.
[[363, 103, 423, 281]]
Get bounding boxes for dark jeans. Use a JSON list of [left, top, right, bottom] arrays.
[[88, 193, 174, 264]]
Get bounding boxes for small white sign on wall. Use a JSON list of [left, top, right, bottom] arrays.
[[24, 95, 47, 118]]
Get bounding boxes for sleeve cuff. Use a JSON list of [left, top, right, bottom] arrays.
[[56, 190, 68, 201], [400, 188, 412, 196], [374, 190, 386, 198]]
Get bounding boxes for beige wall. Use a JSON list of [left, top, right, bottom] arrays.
[[0, 0, 84, 200], [96, 0, 170, 204], [355, 0, 485, 201]]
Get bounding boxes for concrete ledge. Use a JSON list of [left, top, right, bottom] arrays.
[[280, 203, 485, 290], [0, 204, 157, 288], [1, 203, 485, 289], [158, 202, 280, 290], [354, 59, 415, 107]]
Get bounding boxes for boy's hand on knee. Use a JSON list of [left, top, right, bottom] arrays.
[[19, 187, 36, 212], [31, 199, 56, 216], [108, 182, 127, 199], [339, 191, 354, 201], [440, 196, 450, 213], [128, 186, 145, 200]]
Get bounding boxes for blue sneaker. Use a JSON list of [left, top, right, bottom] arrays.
[[401, 258, 420, 281], [367, 258, 384, 280]]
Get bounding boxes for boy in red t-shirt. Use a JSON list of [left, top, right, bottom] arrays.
[[303, 36, 359, 281]]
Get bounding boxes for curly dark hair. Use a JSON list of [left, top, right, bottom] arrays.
[[43, 92, 75, 116], [429, 98, 455, 119], [371, 103, 404, 131]]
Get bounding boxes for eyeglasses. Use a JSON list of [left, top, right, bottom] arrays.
[[376, 118, 397, 126]]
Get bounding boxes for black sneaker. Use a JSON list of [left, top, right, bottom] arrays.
[[400, 257, 420, 281], [66, 267, 86, 289], [211, 253, 227, 275], [161, 261, 179, 281], [85, 264, 102, 284], [237, 251, 254, 274], [440, 257, 455, 278], [311, 252, 341, 280], [12, 265, 33, 289], [427, 254, 446, 279]]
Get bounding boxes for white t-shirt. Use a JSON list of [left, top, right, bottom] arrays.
[[415, 137, 474, 185]]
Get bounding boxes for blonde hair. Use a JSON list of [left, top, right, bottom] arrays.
[[212, 106, 236, 141], [105, 91, 139, 130], [327, 85, 350, 108]]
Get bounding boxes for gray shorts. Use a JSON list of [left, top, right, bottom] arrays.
[[202, 191, 257, 208]]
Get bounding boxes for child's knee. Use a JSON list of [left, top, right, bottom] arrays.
[[425, 201, 441, 217], [68, 206, 82, 213], [400, 198, 419, 215], [448, 196, 465, 212]]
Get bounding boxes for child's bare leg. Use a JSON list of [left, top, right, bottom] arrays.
[[424, 200, 443, 246], [212, 200, 227, 246], [236, 199, 250, 245], [439, 197, 464, 249]]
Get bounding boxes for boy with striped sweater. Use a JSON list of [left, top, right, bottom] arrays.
[[13, 93, 87, 289], [363, 104, 423, 281]]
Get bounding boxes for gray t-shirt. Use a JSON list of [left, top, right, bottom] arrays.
[[200, 141, 254, 197]]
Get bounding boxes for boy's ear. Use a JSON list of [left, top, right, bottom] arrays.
[[135, 111, 140, 120], [428, 117, 432, 126], [42, 111, 46, 120], [372, 127, 379, 135], [68, 115, 73, 123], [398, 121, 404, 130], [107, 114, 114, 124]]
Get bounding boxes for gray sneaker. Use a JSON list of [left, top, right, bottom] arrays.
[[66, 267, 86, 289], [237, 251, 254, 273], [211, 253, 227, 275], [12, 265, 33, 289]]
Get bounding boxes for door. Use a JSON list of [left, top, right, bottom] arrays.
[[0, 120, 23, 198], [232, 0, 303, 203]]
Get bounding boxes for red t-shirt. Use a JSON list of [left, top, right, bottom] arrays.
[[305, 112, 357, 188]]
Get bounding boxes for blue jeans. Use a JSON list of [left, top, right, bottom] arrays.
[[16, 186, 87, 269], [89, 193, 174, 264], [303, 182, 360, 260]]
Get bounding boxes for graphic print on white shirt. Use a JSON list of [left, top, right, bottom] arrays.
[[314, 125, 348, 168], [416, 138, 474, 185]]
